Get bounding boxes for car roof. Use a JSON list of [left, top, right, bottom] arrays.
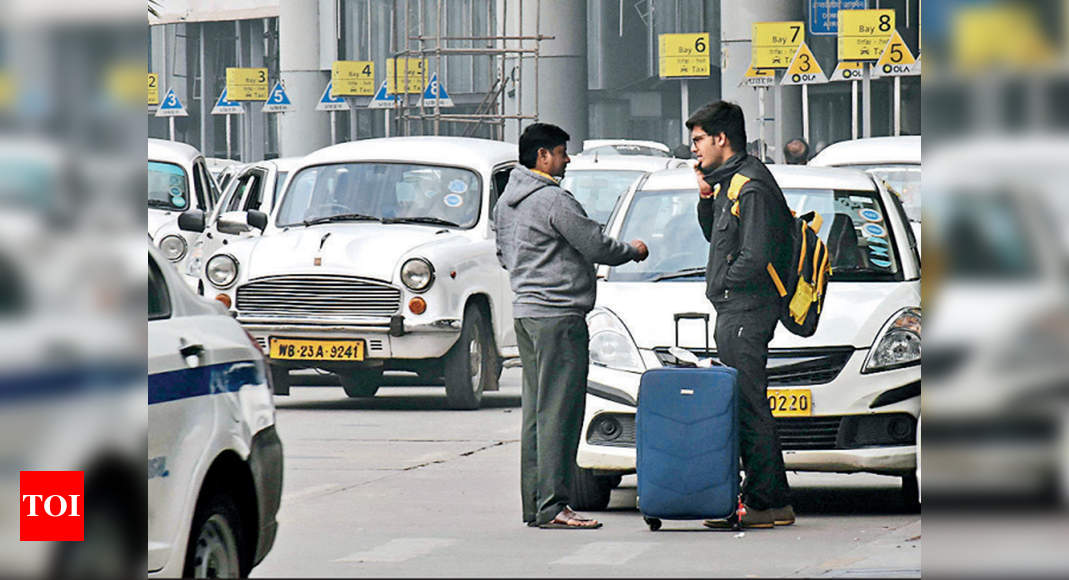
[[246, 156, 304, 173], [148, 138, 201, 165], [640, 164, 878, 192], [809, 135, 921, 167], [299, 136, 516, 174], [566, 154, 684, 173], [581, 139, 670, 154], [924, 136, 1069, 187]]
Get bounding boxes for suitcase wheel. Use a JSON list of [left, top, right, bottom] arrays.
[[643, 517, 662, 531]]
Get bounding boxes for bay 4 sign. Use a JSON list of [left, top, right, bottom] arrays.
[[262, 81, 295, 113], [781, 42, 828, 85]]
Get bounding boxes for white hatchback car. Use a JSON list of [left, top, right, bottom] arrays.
[[148, 139, 222, 265], [195, 137, 519, 409], [572, 165, 922, 510], [180, 157, 304, 289], [149, 244, 282, 577], [562, 154, 692, 226]]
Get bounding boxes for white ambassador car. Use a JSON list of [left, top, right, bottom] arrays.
[[572, 165, 922, 510], [194, 137, 518, 409], [149, 244, 282, 577], [180, 157, 304, 289], [562, 153, 691, 226], [149, 139, 221, 265]]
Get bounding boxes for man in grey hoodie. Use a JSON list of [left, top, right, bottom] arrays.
[[494, 123, 648, 529]]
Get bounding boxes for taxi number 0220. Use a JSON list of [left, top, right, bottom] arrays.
[[766, 388, 812, 417]]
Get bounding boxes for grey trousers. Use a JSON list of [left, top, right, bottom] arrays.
[[515, 315, 589, 526]]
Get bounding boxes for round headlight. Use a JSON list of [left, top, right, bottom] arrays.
[[401, 258, 435, 292], [159, 235, 187, 262], [206, 254, 238, 288]]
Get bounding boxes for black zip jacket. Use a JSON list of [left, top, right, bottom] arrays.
[[697, 152, 793, 311]]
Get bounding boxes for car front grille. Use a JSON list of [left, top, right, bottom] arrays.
[[236, 275, 402, 318], [653, 347, 855, 386], [775, 416, 844, 450]]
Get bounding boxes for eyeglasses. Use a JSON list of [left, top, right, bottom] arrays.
[[691, 133, 710, 147]]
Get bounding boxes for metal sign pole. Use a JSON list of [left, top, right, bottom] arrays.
[[349, 99, 358, 142], [774, 76, 784, 163], [894, 75, 901, 136], [226, 114, 232, 159], [384, 110, 390, 138], [802, 83, 810, 144], [851, 79, 859, 140], [331, 111, 337, 144], [758, 86, 766, 160], [680, 79, 690, 145], [862, 62, 872, 138], [169, 117, 176, 141]]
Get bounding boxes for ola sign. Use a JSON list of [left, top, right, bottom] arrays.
[[781, 42, 828, 85], [872, 30, 918, 77], [829, 61, 865, 81]]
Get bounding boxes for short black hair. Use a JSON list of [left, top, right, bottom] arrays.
[[518, 123, 570, 169], [685, 101, 747, 154], [784, 138, 810, 165]]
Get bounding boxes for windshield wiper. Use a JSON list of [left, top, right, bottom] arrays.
[[147, 199, 175, 209], [382, 216, 460, 228], [650, 267, 706, 282], [302, 213, 381, 226]]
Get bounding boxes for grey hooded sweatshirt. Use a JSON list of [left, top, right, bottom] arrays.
[[494, 166, 639, 318]]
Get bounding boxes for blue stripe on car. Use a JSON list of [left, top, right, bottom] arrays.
[[149, 360, 266, 405]]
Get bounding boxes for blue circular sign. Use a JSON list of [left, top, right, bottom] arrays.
[[862, 223, 887, 238], [859, 208, 882, 222], [171, 196, 187, 208], [448, 179, 468, 194], [443, 193, 464, 208]]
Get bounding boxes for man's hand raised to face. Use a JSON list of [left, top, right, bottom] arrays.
[[694, 166, 713, 196], [631, 240, 649, 262]]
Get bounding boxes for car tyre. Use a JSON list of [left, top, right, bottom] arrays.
[[901, 473, 920, 512], [570, 465, 614, 511], [443, 305, 491, 410], [341, 368, 382, 398], [184, 491, 245, 578], [270, 366, 290, 396]]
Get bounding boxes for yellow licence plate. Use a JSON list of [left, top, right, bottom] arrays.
[[767, 388, 812, 417], [269, 338, 365, 361]]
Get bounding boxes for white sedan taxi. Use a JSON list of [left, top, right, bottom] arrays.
[[572, 165, 922, 510], [148, 139, 221, 265], [195, 137, 518, 409]]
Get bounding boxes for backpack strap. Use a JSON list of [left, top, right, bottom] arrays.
[[767, 263, 787, 298], [727, 174, 750, 217]]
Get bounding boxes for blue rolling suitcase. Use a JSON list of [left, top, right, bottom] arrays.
[[636, 312, 742, 531]]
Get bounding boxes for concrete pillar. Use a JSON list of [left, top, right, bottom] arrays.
[[505, 0, 589, 151], [718, 0, 802, 163], [279, 0, 332, 157]]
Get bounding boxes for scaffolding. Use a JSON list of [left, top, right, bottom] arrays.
[[389, 0, 552, 140]]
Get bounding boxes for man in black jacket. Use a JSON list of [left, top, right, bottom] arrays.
[[686, 101, 796, 529]]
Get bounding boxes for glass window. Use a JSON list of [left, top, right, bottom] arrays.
[[242, 172, 266, 211], [931, 190, 1038, 279], [272, 171, 289, 208], [148, 161, 190, 211], [583, 145, 668, 157], [844, 164, 921, 222], [561, 169, 645, 225], [608, 187, 902, 282], [276, 162, 483, 228], [148, 255, 172, 321]]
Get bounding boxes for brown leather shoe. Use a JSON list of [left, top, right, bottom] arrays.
[[772, 505, 795, 526], [703, 504, 775, 529]]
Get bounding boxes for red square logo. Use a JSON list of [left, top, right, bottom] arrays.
[[19, 471, 84, 542]]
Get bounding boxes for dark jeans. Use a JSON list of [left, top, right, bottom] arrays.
[[514, 315, 589, 526], [713, 304, 792, 511]]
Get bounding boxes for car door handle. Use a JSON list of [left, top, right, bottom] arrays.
[[179, 343, 205, 358]]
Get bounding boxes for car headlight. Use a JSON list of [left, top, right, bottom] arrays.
[[206, 254, 238, 289], [587, 307, 645, 373], [401, 258, 435, 292], [185, 239, 205, 278], [863, 307, 921, 373], [159, 234, 187, 262]]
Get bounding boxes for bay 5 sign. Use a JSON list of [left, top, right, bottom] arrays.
[[20, 471, 84, 541]]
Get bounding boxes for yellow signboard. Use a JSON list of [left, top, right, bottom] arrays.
[[741, 64, 775, 87], [331, 61, 375, 96], [838, 9, 895, 60], [829, 60, 864, 82], [658, 33, 711, 78], [226, 67, 269, 101], [872, 30, 917, 77], [385, 58, 426, 94], [752, 21, 804, 69], [0, 71, 14, 111], [781, 43, 828, 85], [147, 73, 159, 106]]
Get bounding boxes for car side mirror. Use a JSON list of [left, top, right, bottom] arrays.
[[177, 209, 206, 233], [217, 218, 251, 235], [247, 210, 268, 232]]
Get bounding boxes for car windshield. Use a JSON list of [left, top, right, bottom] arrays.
[[148, 161, 190, 211], [560, 169, 645, 225], [844, 164, 920, 222], [929, 189, 1039, 280], [276, 162, 482, 228], [608, 187, 902, 282]]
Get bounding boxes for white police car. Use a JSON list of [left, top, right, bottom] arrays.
[[148, 244, 282, 577]]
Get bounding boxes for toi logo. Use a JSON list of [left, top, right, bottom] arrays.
[[20, 471, 84, 541]]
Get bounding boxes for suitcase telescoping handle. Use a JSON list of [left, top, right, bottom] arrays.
[[673, 312, 710, 352]]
